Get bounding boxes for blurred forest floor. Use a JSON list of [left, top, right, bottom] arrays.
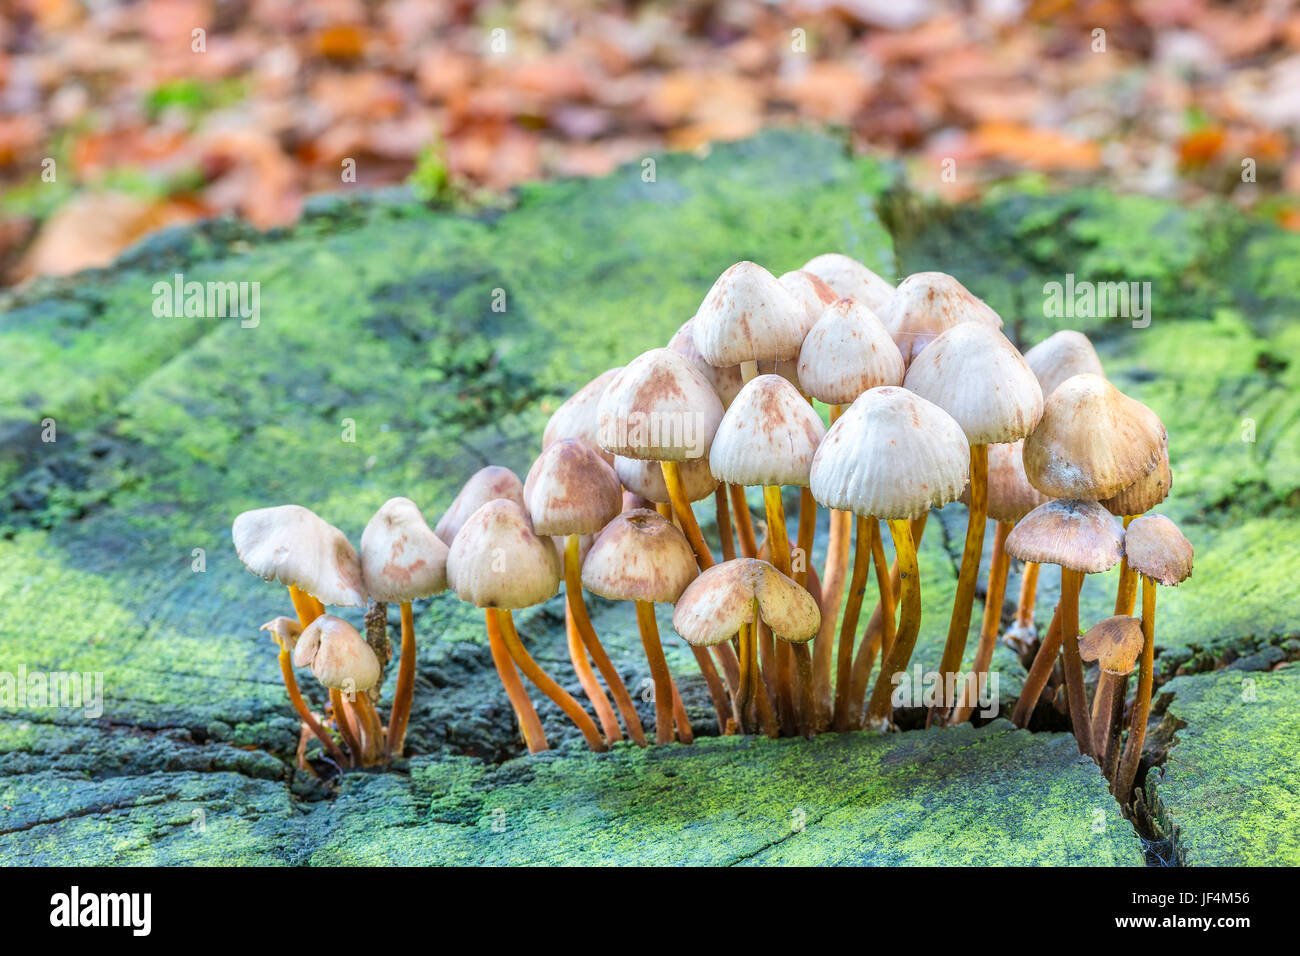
[[2, 0, 1299, 284]]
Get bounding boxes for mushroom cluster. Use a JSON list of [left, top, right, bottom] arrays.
[[231, 255, 1190, 798]]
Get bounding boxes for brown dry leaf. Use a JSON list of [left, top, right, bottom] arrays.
[[18, 193, 198, 279], [779, 61, 873, 123], [971, 122, 1102, 170]]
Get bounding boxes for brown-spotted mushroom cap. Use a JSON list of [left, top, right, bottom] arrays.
[[1023, 373, 1166, 500], [543, 367, 623, 465], [1024, 330, 1105, 399], [1004, 499, 1124, 573], [1078, 615, 1144, 675], [810, 386, 970, 519], [778, 269, 839, 337], [1101, 439, 1172, 517], [667, 318, 744, 408], [232, 504, 366, 607], [446, 499, 561, 609], [691, 261, 807, 366], [903, 322, 1044, 446], [802, 253, 895, 317], [581, 509, 699, 604], [885, 271, 1003, 367], [673, 558, 820, 647], [797, 297, 904, 406], [292, 614, 381, 691], [710, 374, 826, 488], [614, 455, 717, 505], [596, 347, 724, 462], [360, 497, 448, 603], [434, 466, 526, 546], [524, 438, 622, 536], [1123, 513, 1193, 586], [965, 440, 1049, 524]]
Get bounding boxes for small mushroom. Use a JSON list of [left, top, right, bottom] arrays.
[[811, 386, 971, 731], [673, 558, 820, 735], [360, 496, 448, 760], [543, 367, 624, 467], [692, 261, 806, 380], [583, 509, 701, 745], [1023, 329, 1105, 400], [904, 322, 1043, 722], [1005, 499, 1125, 758], [293, 615, 384, 764], [260, 616, 347, 767], [1101, 439, 1173, 617], [1078, 614, 1144, 767], [447, 498, 606, 753], [801, 253, 895, 317], [778, 269, 839, 337], [1114, 514, 1193, 800], [434, 466, 526, 546], [526, 438, 643, 746], [884, 272, 1003, 367]]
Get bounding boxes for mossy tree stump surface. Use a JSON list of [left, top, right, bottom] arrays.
[[1, 131, 1297, 864]]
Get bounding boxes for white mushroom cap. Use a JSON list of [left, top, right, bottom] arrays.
[[292, 614, 381, 692], [596, 347, 724, 462], [810, 386, 970, 519], [801, 253, 895, 317], [614, 455, 717, 504], [1024, 330, 1104, 399], [692, 261, 807, 366], [581, 509, 699, 604], [885, 271, 1003, 366], [797, 297, 904, 405], [524, 438, 623, 536], [672, 558, 820, 646], [1005, 499, 1124, 573], [543, 367, 623, 466], [710, 374, 826, 488], [1123, 513, 1193, 586], [903, 322, 1044, 445], [778, 269, 839, 337], [360, 497, 448, 603], [446, 499, 561, 609], [232, 504, 366, 607], [434, 466, 526, 546], [667, 318, 744, 407]]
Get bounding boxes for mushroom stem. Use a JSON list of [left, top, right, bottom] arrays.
[[715, 486, 736, 562], [1100, 675, 1127, 780], [1091, 668, 1125, 766], [1114, 574, 1157, 801], [869, 518, 897, 661], [566, 600, 621, 744], [737, 603, 780, 738], [791, 641, 816, 737], [634, 599, 680, 745], [1113, 515, 1140, 616], [1014, 562, 1040, 634], [661, 460, 716, 570], [849, 513, 920, 725], [484, 608, 547, 753], [931, 443, 988, 725], [354, 693, 385, 764], [865, 519, 922, 729], [1010, 600, 1065, 727], [814, 438, 852, 730], [729, 484, 758, 558], [669, 680, 694, 745], [563, 534, 645, 746], [288, 585, 322, 628], [497, 609, 607, 753], [795, 487, 817, 589], [740, 359, 759, 382], [735, 620, 755, 734], [951, 519, 1011, 724], [832, 516, 871, 731], [1058, 568, 1096, 758], [386, 600, 418, 759], [762, 484, 797, 733], [330, 688, 364, 762], [276, 641, 348, 766]]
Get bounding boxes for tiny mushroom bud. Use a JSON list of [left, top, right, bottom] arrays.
[[885, 271, 1003, 367], [261, 616, 302, 651], [1024, 330, 1105, 400], [543, 367, 624, 466], [293, 613, 385, 763], [1080, 613, 1144, 761], [802, 253, 895, 317], [434, 466, 526, 546]]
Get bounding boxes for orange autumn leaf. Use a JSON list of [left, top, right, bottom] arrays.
[[970, 123, 1101, 171], [1178, 128, 1226, 168], [313, 25, 368, 61]]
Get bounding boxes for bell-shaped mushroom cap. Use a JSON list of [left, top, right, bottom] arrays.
[[292, 615, 382, 691], [778, 269, 839, 336], [446, 499, 561, 609], [1024, 330, 1104, 399], [542, 367, 623, 466], [614, 455, 717, 504], [260, 616, 302, 651], [1102, 440, 1172, 517], [885, 272, 1003, 367], [1023, 373, 1166, 500], [810, 386, 970, 519], [710, 374, 827, 488], [232, 505, 366, 607], [673, 558, 820, 647], [1078, 615, 1144, 676], [623, 489, 653, 512], [967, 440, 1049, 524], [797, 297, 904, 405], [434, 466, 526, 546], [581, 509, 699, 604], [1123, 513, 1193, 586], [903, 322, 1044, 446], [524, 438, 622, 536], [596, 347, 724, 462], [692, 261, 807, 367], [360, 497, 448, 603], [667, 318, 744, 407], [802, 253, 895, 317], [1005, 498, 1124, 573]]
